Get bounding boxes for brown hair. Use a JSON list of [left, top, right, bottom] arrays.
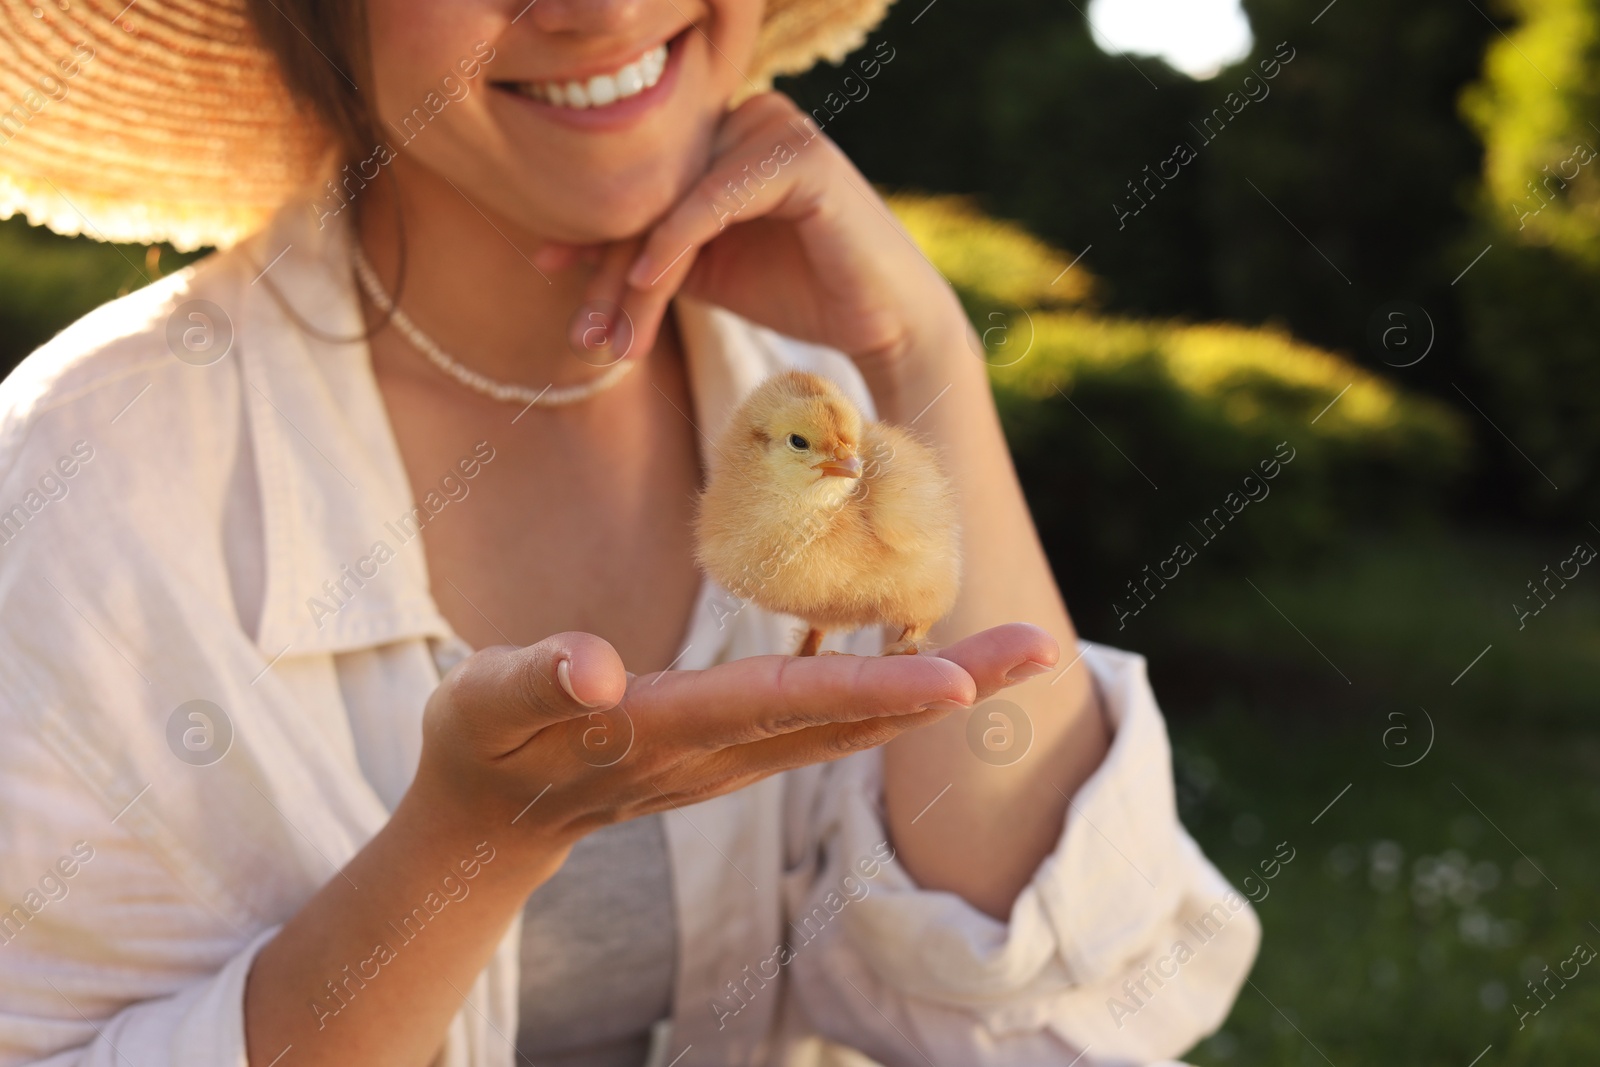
[[241, 0, 408, 343], [243, 0, 375, 157]]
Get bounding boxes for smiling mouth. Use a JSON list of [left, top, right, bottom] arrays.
[[501, 42, 670, 110]]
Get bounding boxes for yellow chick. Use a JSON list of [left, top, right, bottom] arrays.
[[694, 370, 961, 656]]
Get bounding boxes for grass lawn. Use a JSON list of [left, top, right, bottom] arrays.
[[1096, 526, 1600, 1065]]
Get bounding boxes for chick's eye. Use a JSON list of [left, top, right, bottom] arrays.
[[787, 433, 809, 451]]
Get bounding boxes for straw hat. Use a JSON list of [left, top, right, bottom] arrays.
[[0, 0, 893, 251]]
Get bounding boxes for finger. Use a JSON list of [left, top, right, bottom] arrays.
[[648, 706, 952, 808], [626, 651, 976, 750], [930, 623, 1061, 702], [615, 242, 698, 360], [616, 96, 822, 356], [569, 237, 642, 362], [624, 100, 829, 297], [648, 626, 1060, 804], [583, 237, 641, 304], [710, 90, 801, 154], [441, 632, 629, 757]]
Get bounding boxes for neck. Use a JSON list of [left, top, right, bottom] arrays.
[[353, 155, 623, 391]]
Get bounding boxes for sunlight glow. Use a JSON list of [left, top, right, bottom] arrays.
[[1086, 0, 1255, 79]]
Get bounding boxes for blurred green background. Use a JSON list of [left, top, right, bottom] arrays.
[[781, 0, 1600, 1063], [3, 0, 1597, 1062]]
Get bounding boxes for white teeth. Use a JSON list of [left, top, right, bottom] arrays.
[[587, 73, 617, 107], [512, 43, 669, 109]]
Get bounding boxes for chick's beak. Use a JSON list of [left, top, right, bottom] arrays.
[[814, 452, 863, 479]]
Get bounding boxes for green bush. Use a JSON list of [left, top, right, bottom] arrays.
[[0, 218, 197, 376], [885, 194, 1096, 314], [890, 195, 1470, 631]]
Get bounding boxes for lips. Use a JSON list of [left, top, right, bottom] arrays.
[[501, 41, 669, 110]]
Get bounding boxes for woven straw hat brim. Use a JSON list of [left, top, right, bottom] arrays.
[[0, 0, 892, 251]]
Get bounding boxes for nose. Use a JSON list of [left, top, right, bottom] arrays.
[[520, 0, 650, 35]]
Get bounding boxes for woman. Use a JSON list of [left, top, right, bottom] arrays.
[[0, 1, 1257, 1065]]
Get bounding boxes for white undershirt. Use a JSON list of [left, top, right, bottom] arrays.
[[513, 812, 677, 1066]]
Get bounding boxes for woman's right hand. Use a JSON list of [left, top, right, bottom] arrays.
[[405, 626, 1054, 877]]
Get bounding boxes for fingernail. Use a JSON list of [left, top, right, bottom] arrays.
[[557, 656, 608, 708], [918, 699, 971, 714], [1004, 661, 1053, 684], [626, 252, 653, 288]]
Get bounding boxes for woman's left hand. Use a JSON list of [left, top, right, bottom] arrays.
[[565, 92, 970, 392]]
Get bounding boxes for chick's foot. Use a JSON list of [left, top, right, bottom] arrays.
[[797, 627, 826, 657], [882, 625, 933, 656]]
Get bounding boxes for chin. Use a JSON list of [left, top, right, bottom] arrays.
[[473, 123, 710, 243], [563, 167, 698, 240]]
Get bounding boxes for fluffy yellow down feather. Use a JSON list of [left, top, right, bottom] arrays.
[[694, 370, 961, 655]]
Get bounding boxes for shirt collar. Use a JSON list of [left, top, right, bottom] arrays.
[[235, 195, 788, 660]]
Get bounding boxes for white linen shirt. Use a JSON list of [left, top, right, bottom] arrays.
[[0, 196, 1258, 1067]]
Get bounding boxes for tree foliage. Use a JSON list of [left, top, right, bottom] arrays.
[[786, 0, 1600, 521], [1457, 0, 1600, 514]]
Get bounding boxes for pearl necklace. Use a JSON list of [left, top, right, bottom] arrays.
[[349, 242, 636, 408]]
